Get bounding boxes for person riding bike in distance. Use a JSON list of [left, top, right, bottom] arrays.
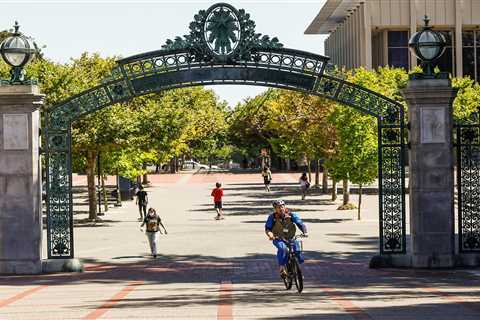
[[265, 200, 308, 277]]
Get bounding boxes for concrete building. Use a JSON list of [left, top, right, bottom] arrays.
[[305, 0, 480, 80]]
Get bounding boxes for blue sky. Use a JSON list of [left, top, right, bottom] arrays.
[[0, 0, 328, 106]]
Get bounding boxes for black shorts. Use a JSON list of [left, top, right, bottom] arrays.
[[214, 201, 223, 209], [263, 177, 271, 185]]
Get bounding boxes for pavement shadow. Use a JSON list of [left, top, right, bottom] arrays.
[[2, 242, 479, 318], [190, 206, 321, 216], [242, 218, 352, 224]]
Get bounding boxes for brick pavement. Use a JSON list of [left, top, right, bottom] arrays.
[[3, 173, 480, 319]]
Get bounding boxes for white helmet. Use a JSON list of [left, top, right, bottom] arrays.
[[272, 200, 285, 208]]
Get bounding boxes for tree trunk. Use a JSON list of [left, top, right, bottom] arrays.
[[86, 150, 98, 220], [142, 163, 148, 184], [332, 178, 337, 201], [102, 174, 108, 212], [307, 160, 312, 182], [322, 167, 328, 194], [286, 159, 291, 171], [343, 179, 350, 205], [315, 159, 320, 187], [170, 157, 176, 173], [358, 184, 363, 220], [116, 171, 122, 206]]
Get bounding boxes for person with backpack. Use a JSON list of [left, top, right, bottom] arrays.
[[262, 166, 272, 192], [140, 208, 167, 258], [265, 200, 308, 277], [211, 182, 224, 220], [299, 172, 310, 200]]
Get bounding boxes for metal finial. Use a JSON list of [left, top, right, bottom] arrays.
[[423, 15, 430, 27], [13, 21, 20, 34]]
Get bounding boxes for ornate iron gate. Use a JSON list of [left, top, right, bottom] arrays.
[[454, 120, 480, 252], [44, 2, 407, 258]]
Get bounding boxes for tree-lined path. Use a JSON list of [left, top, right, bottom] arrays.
[[1, 173, 479, 319]]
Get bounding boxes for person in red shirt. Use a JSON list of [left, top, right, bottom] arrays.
[[211, 182, 224, 220]]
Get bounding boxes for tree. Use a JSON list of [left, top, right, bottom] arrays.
[[266, 90, 336, 183], [325, 67, 408, 209], [228, 90, 278, 164], [67, 53, 134, 220], [452, 77, 480, 121]]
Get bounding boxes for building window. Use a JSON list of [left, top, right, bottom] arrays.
[[388, 31, 409, 69], [431, 30, 455, 75], [462, 31, 478, 81]]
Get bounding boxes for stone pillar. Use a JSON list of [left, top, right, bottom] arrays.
[[402, 79, 456, 268], [0, 85, 44, 274]]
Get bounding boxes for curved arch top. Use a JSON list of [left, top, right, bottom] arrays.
[[46, 46, 404, 131]]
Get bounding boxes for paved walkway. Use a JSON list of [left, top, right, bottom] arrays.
[[1, 173, 479, 319]]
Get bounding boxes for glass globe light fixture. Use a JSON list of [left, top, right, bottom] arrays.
[[408, 16, 446, 77], [0, 21, 37, 84]]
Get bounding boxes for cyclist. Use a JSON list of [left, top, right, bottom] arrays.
[[265, 200, 308, 277]]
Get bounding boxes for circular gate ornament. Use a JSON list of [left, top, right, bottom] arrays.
[[203, 3, 241, 57]]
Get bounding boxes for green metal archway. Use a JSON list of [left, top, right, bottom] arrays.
[[44, 3, 406, 259]]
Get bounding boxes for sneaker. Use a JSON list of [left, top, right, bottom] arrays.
[[220, 216, 225, 220], [214, 216, 220, 220], [138, 217, 143, 221], [153, 254, 157, 258]]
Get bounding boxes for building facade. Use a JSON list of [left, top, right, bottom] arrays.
[[305, 0, 480, 80]]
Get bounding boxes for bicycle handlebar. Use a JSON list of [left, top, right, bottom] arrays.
[[273, 234, 308, 242]]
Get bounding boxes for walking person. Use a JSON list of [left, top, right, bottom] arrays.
[[211, 182, 225, 220], [136, 185, 148, 221], [262, 166, 272, 192], [299, 172, 310, 200], [140, 208, 167, 258]]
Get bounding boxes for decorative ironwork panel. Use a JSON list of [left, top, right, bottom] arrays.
[[46, 146, 73, 258], [455, 123, 480, 252], [379, 132, 406, 253]]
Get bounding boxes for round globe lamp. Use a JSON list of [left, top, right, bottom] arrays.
[[0, 22, 37, 84], [408, 16, 446, 77]]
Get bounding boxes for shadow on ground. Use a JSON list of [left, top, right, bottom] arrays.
[[1, 248, 479, 317]]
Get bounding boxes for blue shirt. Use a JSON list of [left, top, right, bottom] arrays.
[[265, 211, 307, 234]]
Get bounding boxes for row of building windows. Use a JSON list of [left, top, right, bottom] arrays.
[[462, 31, 480, 81], [387, 30, 455, 75]]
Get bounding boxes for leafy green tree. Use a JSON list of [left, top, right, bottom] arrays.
[[452, 77, 480, 121], [228, 90, 278, 164], [327, 105, 377, 215], [266, 90, 336, 182], [329, 67, 407, 207]]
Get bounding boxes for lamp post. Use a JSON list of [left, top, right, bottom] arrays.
[[0, 21, 37, 84], [399, 15, 458, 268], [408, 16, 447, 78]]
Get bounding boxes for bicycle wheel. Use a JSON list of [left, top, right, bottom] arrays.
[[292, 258, 304, 293], [283, 262, 293, 290]]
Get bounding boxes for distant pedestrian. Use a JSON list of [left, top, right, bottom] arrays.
[[211, 182, 224, 220], [262, 166, 272, 192], [299, 172, 310, 200], [136, 185, 148, 221], [140, 208, 167, 258]]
